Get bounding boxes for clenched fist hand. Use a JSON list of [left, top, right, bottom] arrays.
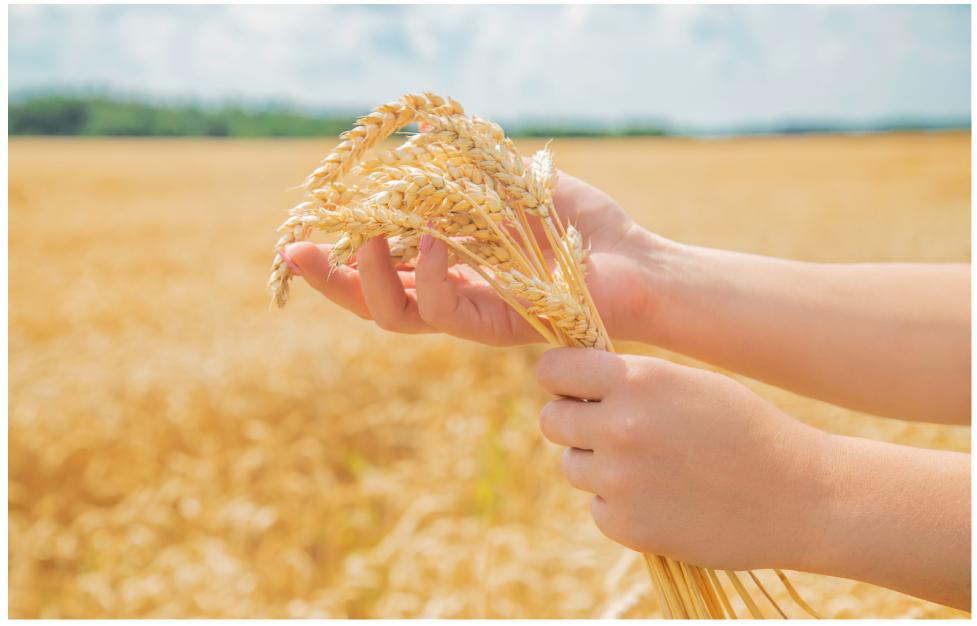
[[535, 348, 832, 571]]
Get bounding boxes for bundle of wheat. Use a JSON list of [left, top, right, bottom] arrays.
[[267, 92, 818, 619]]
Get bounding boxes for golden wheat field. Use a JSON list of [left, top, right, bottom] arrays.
[[8, 133, 971, 618]]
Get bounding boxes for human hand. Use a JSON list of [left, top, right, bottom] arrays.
[[535, 348, 833, 571], [283, 171, 665, 346]]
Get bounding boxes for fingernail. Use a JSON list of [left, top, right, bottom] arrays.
[[278, 248, 302, 275], [419, 234, 433, 253]]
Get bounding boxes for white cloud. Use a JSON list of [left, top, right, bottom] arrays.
[[8, 5, 970, 127]]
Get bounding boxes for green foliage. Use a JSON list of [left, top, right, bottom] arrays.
[[9, 96, 355, 138], [512, 125, 667, 138], [14, 94, 964, 139], [9, 96, 89, 135], [9, 95, 672, 138]]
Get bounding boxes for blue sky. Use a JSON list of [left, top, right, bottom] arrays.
[[8, 4, 971, 128]]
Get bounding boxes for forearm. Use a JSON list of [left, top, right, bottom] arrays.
[[633, 231, 970, 423], [797, 434, 971, 610]]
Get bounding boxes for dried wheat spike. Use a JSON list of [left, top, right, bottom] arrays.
[[268, 219, 311, 308], [269, 184, 368, 307], [525, 146, 558, 216], [350, 133, 456, 177], [365, 165, 508, 220], [434, 212, 496, 241], [498, 270, 607, 350], [303, 92, 464, 191], [552, 225, 589, 288], [463, 240, 513, 270], [408, 111, 547, 213], [364, 146, 500, 194], [388, 234, 421, 266], [563, 225, 587, 266], [389, 236, 512, 271], [305, 182, 364, 211]]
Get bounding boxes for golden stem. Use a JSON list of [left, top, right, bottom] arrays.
[[681, 561, 710, 619], [725, 571, 764, 618], [748, 570, 787, 619], [775, 570, 820, 619], [707, 567, 738, 619], [667, 557, 699, 618]]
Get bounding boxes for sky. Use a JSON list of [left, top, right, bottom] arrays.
[[8, 4, 971, 129]]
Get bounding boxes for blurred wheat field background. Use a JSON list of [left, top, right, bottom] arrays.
[[8, 133, 971, 618]]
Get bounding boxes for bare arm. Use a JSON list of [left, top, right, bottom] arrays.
[[633, 233, 971, 424], [807, 433, 971, 610]]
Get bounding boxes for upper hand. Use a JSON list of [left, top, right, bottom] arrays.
[[283, 171, 662, 346], [535, 348, 832, 571]]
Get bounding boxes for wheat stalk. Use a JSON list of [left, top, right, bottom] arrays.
[[267, 92, 819, 620]]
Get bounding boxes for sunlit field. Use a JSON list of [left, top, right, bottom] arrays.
[[9, 133, 971, 618]]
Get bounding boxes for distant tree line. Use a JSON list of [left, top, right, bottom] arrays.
[[9, 95, 672, 138], [9, 96, 357, 137], [8, 95, 967, 138], [514, 125, 666, 138]]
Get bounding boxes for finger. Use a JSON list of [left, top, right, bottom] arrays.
[[561, 447, 600, 494], [539, 398, 602, 449], [285, 242, 371, 319], [590, 495, 620, 540], [414, 235, 461, 322], [414, 235, 491, 340], [536, 347, 625, 400], [357, 237, 430, 333], [414, 237, 554, 345], [590, 495, 640, 551]]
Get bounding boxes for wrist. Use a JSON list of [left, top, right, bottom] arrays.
[[783, 430, 856, 574], [614, 225, 697, 346]]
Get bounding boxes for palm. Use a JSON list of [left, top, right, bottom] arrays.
[[286, 171, 653, 346]]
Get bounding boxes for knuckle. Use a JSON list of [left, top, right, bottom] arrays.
[[560, 449, 585, 490], [560, 447, 575, 475], [538, 401, 560, 438], [622, 354, 655, 379], [535, 349, 565, 389]]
